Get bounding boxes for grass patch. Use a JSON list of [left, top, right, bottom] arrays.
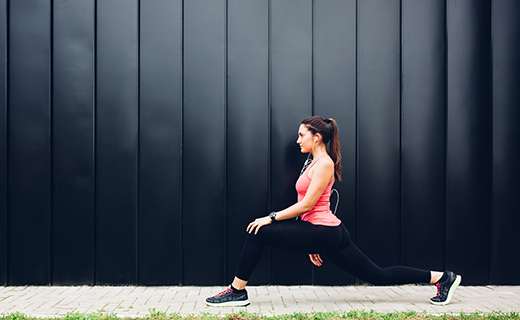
[[0, 310, 518, 320]]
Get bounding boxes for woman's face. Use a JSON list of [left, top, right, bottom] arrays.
[[297, 124, 316, 153]]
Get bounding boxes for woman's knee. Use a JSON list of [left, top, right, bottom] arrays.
[[245, 226, 273, 246]]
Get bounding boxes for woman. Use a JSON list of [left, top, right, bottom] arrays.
[[206, 116, 461, 307]]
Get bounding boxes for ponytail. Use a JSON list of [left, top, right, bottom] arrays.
[[301, 116, 342, 181], [328, 118, 342, 182]]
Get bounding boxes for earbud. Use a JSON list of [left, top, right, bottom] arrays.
[[315, 137, 318, 141]]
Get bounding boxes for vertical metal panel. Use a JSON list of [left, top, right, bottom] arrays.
[[0, 0, 518, 286], [226, 0, 269, 285], [492, 0, 520, 285], [312, 0, 356, 285], [52, 0, 95, 285], [95, 0, 139, 284], [183, 0, 226, 285], [7, 0, 51, 285], [0, 0, 6, 286], [357, 0, 401, 270], [446, 0, 492, 285], [138, 0, 183, 285], [270, 0, 312, 285], [401, 0, 446, 272]]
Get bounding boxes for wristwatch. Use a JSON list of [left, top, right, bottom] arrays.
[[268, 211, 277, 222]]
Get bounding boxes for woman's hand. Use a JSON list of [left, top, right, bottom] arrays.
[[246, 216, 272, 235], [309, 254, 323, 267]]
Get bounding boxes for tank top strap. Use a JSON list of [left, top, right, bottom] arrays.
[[307, 153, 330, 170], [302, 154, 330, 178]]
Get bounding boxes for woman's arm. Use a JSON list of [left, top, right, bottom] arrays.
[[247, 158, 334, 234]]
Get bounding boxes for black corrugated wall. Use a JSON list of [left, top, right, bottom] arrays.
[[1, 0, 519, 286]]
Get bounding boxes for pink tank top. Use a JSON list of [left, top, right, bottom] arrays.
[[295, 154, 342, 226]]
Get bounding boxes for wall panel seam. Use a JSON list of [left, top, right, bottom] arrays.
[[310, 0, 315, 285], [179, 0, 185, 285], [489, 0, 495, 284], [224, 0, 228, 285], [398, 0, 403, 267], [354, 0, 359, 249], [92, 0, 98, 286], [2, 0, 8, 286], [267, 0, 272, 285], [49, 0, 54, 285], [443, 0, 448, 271], [136, 0, 141, 285], [311, 0, 314, 117]]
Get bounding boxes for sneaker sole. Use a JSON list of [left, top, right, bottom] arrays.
[[206, 299, 250, 307], [430, 275, 461, 306]]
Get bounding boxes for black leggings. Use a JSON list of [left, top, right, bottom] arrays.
[[235, 220, 431, 285]]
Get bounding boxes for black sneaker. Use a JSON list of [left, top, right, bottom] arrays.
[[206, 287, 250, 307], [430, 270, 462, 305]]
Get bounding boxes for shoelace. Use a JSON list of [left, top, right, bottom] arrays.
[[435, 282, 442, 297], [216, 288, 232, 297]]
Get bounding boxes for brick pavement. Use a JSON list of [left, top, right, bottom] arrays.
[[0, 285, 518, 318]]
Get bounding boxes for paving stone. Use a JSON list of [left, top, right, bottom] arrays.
[[0, 285, 519, 317]]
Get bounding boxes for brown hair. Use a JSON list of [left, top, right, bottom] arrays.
[[301, 116, 342, 181]]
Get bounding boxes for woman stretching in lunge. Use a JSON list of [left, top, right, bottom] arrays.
[[206, 116, 461, 307]]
